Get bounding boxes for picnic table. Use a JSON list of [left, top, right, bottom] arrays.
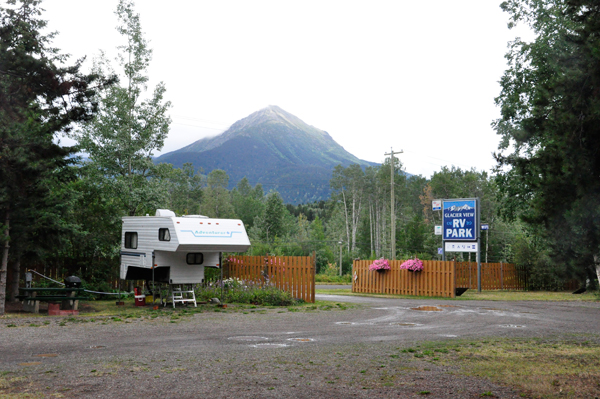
[[16, 287, 87, 314]]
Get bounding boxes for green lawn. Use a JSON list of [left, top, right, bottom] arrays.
[[315, 288, 599, 302]]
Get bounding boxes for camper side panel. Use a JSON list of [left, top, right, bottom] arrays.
[[154, 251, 219, 284], [120, 217, 179, 279]]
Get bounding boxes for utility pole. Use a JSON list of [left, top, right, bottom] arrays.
[[384, 148, 403, 260]]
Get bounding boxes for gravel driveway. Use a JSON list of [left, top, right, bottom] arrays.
[[1, 295, 598, 398]]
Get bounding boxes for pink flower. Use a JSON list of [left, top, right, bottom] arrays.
[[400, 258, 424, 272], [369, 258, 391, 271]]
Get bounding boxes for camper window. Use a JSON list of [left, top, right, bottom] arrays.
[[124, 232, 138, 249], [186, 253, 204, 265], [158, 228, 171, 241]]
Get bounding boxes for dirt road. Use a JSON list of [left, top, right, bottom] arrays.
[[1, 296, 598, 398]]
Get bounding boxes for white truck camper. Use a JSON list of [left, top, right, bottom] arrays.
[[120, 210, 250, 305]]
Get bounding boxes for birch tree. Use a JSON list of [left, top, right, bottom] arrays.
[[73, 0, 171, 217], [330, 164, 365, 253]]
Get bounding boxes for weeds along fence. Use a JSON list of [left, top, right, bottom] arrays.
[[352, 260, 456, 298], [455, 262, 526, 290], [224, 255, 315, 303]]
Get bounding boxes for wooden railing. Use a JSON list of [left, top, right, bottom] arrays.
[[224, 255, 315, 303], [352, 260, 456, 298]]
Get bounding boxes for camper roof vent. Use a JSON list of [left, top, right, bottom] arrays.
[[155, 209, 176, 217], [182, 215, 209, 218]]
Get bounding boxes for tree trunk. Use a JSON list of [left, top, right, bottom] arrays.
[[8, 256, 20, 302], [594, 254, 600, 290], [0, 208, 10, 316], [369, 204, 374, 257], [341, 191, 350, 251]]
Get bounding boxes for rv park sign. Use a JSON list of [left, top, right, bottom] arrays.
[[442, 199, 477, 241], [433, 198, 482, 292]]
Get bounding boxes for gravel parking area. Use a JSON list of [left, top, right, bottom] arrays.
[[1, 296, 599, 398]]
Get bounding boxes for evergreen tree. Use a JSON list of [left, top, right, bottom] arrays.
[[252, 192, 287, 243], [231, 177, 264, 228], [201, 169, 235, 218], [495, 0, 600, 285], [0, 0, 110, 314]]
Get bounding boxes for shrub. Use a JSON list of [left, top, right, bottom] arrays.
[[321, 262, 340, 276], [196, 279, 297, 306]]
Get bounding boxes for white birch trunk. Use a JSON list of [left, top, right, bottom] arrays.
[[594, 254, 600, 289]]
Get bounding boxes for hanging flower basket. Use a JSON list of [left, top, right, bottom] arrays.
[[369, 258, 390, 272], [400, 258, 424, 272]]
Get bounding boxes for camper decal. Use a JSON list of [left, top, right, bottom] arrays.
[[181, 230, 243, 238]]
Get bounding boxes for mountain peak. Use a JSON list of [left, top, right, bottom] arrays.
[[227, 105, 327, 139], [156, 106, 377, 203]]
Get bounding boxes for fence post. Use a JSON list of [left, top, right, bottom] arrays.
[[469, 261, 472, 289], [500, 262, 504, 290], [453, 260, 456, 298]]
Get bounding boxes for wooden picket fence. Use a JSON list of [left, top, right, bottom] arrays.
[[352, 260, 456, 298], [455, 262, 527, 290], [224, 255, 315, 303]]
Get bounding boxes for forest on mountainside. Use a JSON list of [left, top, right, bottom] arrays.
[[2, 0, 599, 315]]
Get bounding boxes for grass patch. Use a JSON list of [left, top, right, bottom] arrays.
[[403, 337, 600, 398], [458, 290, 599, 302], [315, 288, 599, 302], [315, 273, 352, 284]]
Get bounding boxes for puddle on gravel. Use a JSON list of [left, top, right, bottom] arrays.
[[335, 321, 374, 326], [440, 334, 458, 338], [89, 345, 106, 349], [411, 306, 442, 312], [499, 324, 525, 328], [389, 322, 420, 327], [481, 307, 505, 311], [438, 305, 460, 308], [287, 338, 315, 342], [228, 336, 269, 341], [251, 343, 289, 348], [19, 362, 42, 366], [34, 354, 58, 358]]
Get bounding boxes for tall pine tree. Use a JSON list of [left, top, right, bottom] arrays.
[[495, 0, 600, 285], [0, 0, 110, 314]]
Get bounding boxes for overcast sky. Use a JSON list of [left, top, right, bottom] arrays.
[[42, 0, 531, 177]]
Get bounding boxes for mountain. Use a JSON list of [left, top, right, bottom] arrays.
[[155, 105, 378, 204]]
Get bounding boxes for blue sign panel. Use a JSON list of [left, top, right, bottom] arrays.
[[443, 199, 477, 241]]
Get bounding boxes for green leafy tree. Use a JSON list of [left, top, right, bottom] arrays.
[[201, 169, 235, 218], [231, 177, 264, 228], [0, 0, 110, 314], [330, 164, 366, 253], [310, 215, 334, 272], [73, 0, 171, 217], [159, 162, 202, 215], [495, 0, 600, 285]]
